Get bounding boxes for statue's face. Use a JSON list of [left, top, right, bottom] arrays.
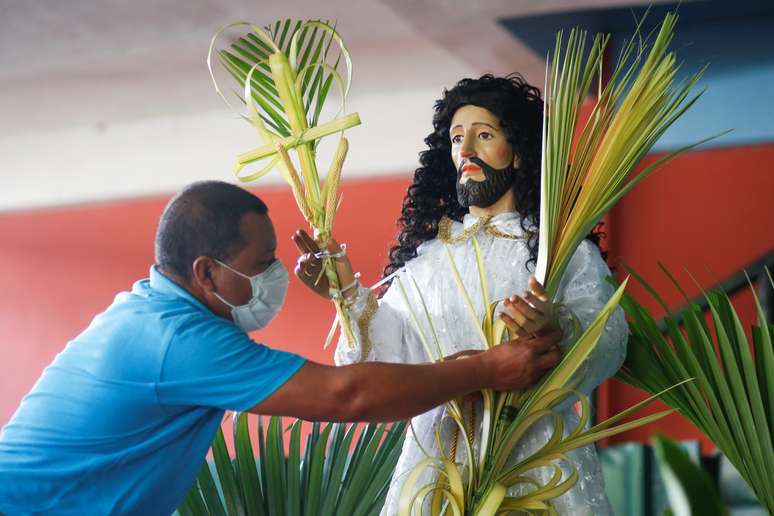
[[450, 104, 516, 179], [449, 105, 520, 208]]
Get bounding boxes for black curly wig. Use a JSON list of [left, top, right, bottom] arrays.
[[383, 73, 604, 280]]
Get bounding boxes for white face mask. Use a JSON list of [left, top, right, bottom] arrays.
[[212, 259, 289, 333]]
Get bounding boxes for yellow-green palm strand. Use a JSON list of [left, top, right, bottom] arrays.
[[290, 21, 353, 98], [477, 390, 496, 478], [410, 276, 445, 362], [531, 279, 627, 406], [413, 483, 463, 516], [398, 458, 440, 516], [487, 408, 554, 480], [472, 482, 506, 516], [526, 467, 578, 502], [234, 155, 282, 183], [269, 52, 321, 206], [498, 451, 572, 488], [394, 276, 439, 362], [471, 237, 493, 345], [444, 245, 488, 349], [429, 473, 447, 515], [323, 136, 348, 233], [208, 21, 279, 94], [235, 113, 361, 168], [555, 410, 675, 455], [441, 459, 465, 512], [274, 142, 313, 222]]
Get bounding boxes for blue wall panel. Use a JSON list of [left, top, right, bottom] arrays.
[[501, 1, 774, 151]]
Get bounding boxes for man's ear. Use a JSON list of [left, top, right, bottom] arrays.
[[512, 153, 522, 169], [191, 256, 218, 293]]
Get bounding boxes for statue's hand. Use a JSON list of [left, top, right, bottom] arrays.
[[499, 276, 559, 337], [292, 229, 356, 299]]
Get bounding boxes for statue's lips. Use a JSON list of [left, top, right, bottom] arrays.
[[460, 164, 482, 176]]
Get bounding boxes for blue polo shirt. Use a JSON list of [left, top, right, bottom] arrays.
[[0, 266, 305, 515]]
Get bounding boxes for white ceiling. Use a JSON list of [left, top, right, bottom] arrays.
[[0, 0, 671, 212]]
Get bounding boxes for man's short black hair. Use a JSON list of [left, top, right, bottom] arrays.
[[155, 181, 268, 281]]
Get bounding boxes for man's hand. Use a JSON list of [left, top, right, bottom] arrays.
[[482, 329, 563, 391], [499, 276, 558, 337], [292, 229, 356, 299]]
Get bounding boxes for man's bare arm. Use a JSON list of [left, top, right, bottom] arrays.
[[249, 330, 562, 422]]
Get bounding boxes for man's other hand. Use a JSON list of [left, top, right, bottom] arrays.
[[482, 329, 563, 391]]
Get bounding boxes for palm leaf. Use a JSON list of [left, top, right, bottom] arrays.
[[178, 485, 209, 516], [652, 435, 728, 516], [536, 12, 725, 299], [302, 422, 330, 516], [618, 266, 774, 512], [234, 412, 265, 516], [179, 417, 405, 516], [320, 423, 358, 515], [212, 426, 246, 516], [286, 421, 303, 515]]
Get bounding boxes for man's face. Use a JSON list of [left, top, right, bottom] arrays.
[[449, 105, 520, 207], [208, 212, 278, 318]]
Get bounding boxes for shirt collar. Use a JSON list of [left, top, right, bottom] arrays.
[[148, 265, 211, 314], [462, 211, 528, 234]]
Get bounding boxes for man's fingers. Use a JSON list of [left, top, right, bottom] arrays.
[[536, 346, 562, 370], [526, 328, 564, 353]]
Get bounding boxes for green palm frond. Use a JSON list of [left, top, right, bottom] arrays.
[[215, 19, 347, 138], [615, 266, 774, 513], [178, 415, 406, 516], [652, 434, 728, 516]]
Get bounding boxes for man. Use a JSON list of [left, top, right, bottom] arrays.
[[296, 75, 628, 515], [0, 180, 561, 515]]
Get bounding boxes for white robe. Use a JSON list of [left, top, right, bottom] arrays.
[[336, 211, 627, 515]]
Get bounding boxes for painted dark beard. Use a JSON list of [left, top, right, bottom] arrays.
[[456, 156, 516, 208]]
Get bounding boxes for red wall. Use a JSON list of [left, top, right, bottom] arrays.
[[2, 143, 773, 454], [0, 177, 410, 426], [600, 142, 774, 451]]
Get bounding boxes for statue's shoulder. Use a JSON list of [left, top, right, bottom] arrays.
[[404, 217, 462, 267], [416, 235, 446, 257]]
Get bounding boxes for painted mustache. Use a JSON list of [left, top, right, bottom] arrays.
[[456, 156, 516, 208]]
